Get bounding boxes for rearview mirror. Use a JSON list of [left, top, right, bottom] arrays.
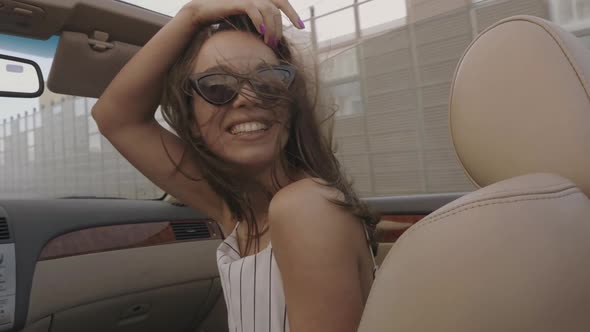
[[0, 54, 44, 98]]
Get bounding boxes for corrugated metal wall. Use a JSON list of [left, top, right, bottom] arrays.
[[330, 0, 549, 196]]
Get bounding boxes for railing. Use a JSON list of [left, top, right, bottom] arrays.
[[301, 0, 407, 52]]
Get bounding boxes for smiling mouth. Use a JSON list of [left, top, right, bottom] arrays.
[[228, 121, 270, 136]]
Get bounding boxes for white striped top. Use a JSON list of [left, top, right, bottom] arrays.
[[216, 222, 377, 332]]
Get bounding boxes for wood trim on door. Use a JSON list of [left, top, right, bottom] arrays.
[[377, 215, 426, 243], [39, 220, 222, 260]]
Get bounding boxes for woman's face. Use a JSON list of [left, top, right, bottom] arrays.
[[191, 30, 291, 171]]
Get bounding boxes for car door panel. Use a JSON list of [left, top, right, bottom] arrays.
[[0, 199, 222, 332], [28, 240, 220, 325], [47, 279, 218, 332]]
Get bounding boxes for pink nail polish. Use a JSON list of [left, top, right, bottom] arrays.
[[260, 24, 266, 35], [268, 36, 276, 47], [298, 19, 305, 29]]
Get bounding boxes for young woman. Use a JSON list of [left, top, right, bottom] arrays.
[[92, 1, 378, 331]]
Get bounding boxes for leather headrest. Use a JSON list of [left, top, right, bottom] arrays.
[[450, 15, 590, 196]]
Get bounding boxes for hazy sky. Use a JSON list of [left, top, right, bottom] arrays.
[[0, 0, 406, 121]]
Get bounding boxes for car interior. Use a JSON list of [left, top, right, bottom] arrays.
[[0, 0, 589, 332], [358, 15, 590, 332]]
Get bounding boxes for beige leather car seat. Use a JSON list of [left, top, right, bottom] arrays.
[[358, 15, 590, 332]]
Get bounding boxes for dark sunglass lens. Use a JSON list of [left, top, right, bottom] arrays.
[[198, 75, 239, 104], [253, 68, 293, 95]]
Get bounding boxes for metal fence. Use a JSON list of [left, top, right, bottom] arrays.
[[312, 0, 549, 196], [0, 0, 566, 199], [0, 99, 162, 199]]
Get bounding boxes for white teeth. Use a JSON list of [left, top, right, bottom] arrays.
[[230, 121, 269, 135]]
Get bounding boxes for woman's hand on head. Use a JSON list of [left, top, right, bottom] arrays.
[[180, 0, 304, 46]]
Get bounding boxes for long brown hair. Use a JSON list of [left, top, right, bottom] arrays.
[[161, 15, 378, 255]]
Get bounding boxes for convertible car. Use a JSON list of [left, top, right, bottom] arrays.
[[0, 0, 589, 331]]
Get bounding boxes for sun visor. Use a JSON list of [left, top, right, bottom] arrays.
[[47, 31, 140, 99]]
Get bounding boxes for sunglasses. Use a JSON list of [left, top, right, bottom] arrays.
[[189, 64, 297, 106]]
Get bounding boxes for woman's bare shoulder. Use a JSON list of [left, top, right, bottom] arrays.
[[268, 178, 359, 245], [274, 177, 341, 200], [268, 179, 367, 332]]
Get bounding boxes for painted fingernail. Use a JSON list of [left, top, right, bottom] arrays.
[[298, 19, 305, 29], [268, 36, 276, 47], [260, 24, 266, 35]]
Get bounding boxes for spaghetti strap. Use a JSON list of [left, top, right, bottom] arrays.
[[363, 223, 379, 278], [221, 221, 240, 241]]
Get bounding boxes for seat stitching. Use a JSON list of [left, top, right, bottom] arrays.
[[398, 190, 581, 245], [423, 183, 577, 220]]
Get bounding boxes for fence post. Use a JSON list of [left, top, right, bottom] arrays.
[[310, 6, 318, 52], [354, 0, 362, 38]]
